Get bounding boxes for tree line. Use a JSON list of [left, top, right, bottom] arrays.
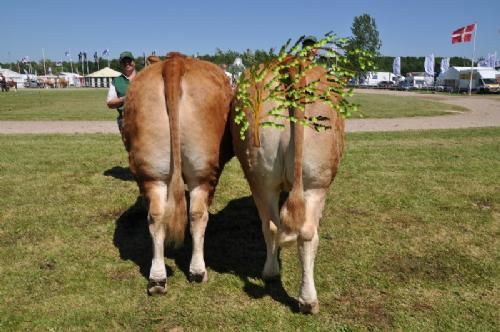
[[0, 14, 471, 77], [0, 52, 469, 78]]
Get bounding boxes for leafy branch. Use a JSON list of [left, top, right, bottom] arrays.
[[233, 32, 375, 143]]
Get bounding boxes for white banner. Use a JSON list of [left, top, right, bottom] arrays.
[[440, 57, 450, 73], [393, 56, 401, 76], [488, 52, 497, 68], [424, 54, 434, 76]]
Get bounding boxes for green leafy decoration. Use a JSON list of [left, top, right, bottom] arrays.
[[234, 32, 375, 142]]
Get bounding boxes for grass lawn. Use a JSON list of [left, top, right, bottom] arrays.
[[348, 93, 469, 118], [0, 89, 115, 121], [0, 88, 469, 121], [0, 128, 498, 331]]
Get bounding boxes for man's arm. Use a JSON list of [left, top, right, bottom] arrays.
[[106, 83, 125, 109]]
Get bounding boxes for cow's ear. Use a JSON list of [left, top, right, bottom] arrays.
[[147, 56, 161, 65]]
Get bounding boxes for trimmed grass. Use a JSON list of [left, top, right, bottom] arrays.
[[349, 93, 469, 118], [0, 89, 115, 120], [0, 128, 499, 331], [0, 88, 469, 121]]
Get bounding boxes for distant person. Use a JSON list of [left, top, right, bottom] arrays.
[[301, 35, 319, 58], [0, 74, 7, 92], [106, 51, 137, 133], [220, 64, 233, 86], [228, 57, 245, 83], [300, 35, 334, 68]]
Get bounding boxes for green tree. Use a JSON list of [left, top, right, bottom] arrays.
[[346, 14, 381, 82], [349, 13, 382, 54]]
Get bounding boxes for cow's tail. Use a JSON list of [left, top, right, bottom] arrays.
[[162, 52, 187, 247], [279, 66, 313, 244]]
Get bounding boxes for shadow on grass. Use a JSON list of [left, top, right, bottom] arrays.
[[103, 166, 134, 181], [113, 195, 297, 312]]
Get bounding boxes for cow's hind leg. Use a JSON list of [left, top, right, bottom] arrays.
[[143, 181, 168, 295], [297, 188, 326, 314], [188, 185, 210, 282], [252, 188, 281, 280]]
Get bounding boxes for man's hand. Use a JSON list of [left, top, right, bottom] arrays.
[[107, 96, 125, 109]]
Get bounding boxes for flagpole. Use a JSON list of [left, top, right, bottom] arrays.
[[468, 23, 477, 96], [42, 48, 47, 76], [69, 49, 74, 74], [81, 53, 84, 76]]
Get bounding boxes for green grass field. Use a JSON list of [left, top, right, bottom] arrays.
[[349, 93, 468, 118], [0, 128, 498, 331], [0, 88, 469, 121], [0, 89, 114, 120]]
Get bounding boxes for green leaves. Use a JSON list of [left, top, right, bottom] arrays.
[[233, 33, 375, 141]]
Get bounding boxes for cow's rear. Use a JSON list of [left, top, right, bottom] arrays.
[[230, 64, 344, 313], [123, 53, 233, 294]]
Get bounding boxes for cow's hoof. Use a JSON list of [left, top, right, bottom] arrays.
[[189, 271, 208, 283], [299, 299, 319, 314], [147, 279, 167, 296], [262, 272, 280, 282]]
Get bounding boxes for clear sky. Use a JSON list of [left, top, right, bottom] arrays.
[[1, 0, 499, 63]]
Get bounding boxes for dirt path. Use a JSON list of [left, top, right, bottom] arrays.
[[0, 90, 499, 134], [346, 89, 500, 132]]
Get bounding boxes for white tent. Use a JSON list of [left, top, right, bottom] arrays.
[[59, 72, 84, 87], [86, 67, 121, 88], [0, 67, 24, 88]]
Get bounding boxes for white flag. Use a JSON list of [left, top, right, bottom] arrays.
[[424, 54, 434, 76], [488, 52, 497, 68], [392, 57, 401, 76], [440, 57, 450, 73], [477, 59, 489, 67]]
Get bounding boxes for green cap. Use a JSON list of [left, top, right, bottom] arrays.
[[119, 51, 134, 62]]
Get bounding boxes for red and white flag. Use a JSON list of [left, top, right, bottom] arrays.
[[452, 24, 475, 44]]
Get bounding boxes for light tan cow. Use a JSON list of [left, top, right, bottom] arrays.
[[123, 52, 233, 294], [230, 64, 344, 314]]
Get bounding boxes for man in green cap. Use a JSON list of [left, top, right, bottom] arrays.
[[301, 35, 320, 59], [302, 35, 317, 48], [106, 51, 137, 133]]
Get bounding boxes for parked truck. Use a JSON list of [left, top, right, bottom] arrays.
[[358, 71, 398, 87], [458, 68, 500, 93]]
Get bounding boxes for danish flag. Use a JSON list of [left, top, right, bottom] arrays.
[[452, 24, 475, 44]]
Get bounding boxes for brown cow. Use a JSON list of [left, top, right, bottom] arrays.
[[123, 52, 233, 294], [230, 64, 344, 314]]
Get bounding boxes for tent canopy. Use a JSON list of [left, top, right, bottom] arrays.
[[86, 67, 121, 78], [0, 68, 22, 78]]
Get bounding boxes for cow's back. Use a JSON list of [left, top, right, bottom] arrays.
[[231, 66, 344, 192], [122, 54, 234, 294], [123, 58, 233, 188]]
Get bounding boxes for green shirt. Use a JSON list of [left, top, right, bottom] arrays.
[[112, 74, 130, 114]]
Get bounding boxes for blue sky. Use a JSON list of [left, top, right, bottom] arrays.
[[1, 0, 499, 63]]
